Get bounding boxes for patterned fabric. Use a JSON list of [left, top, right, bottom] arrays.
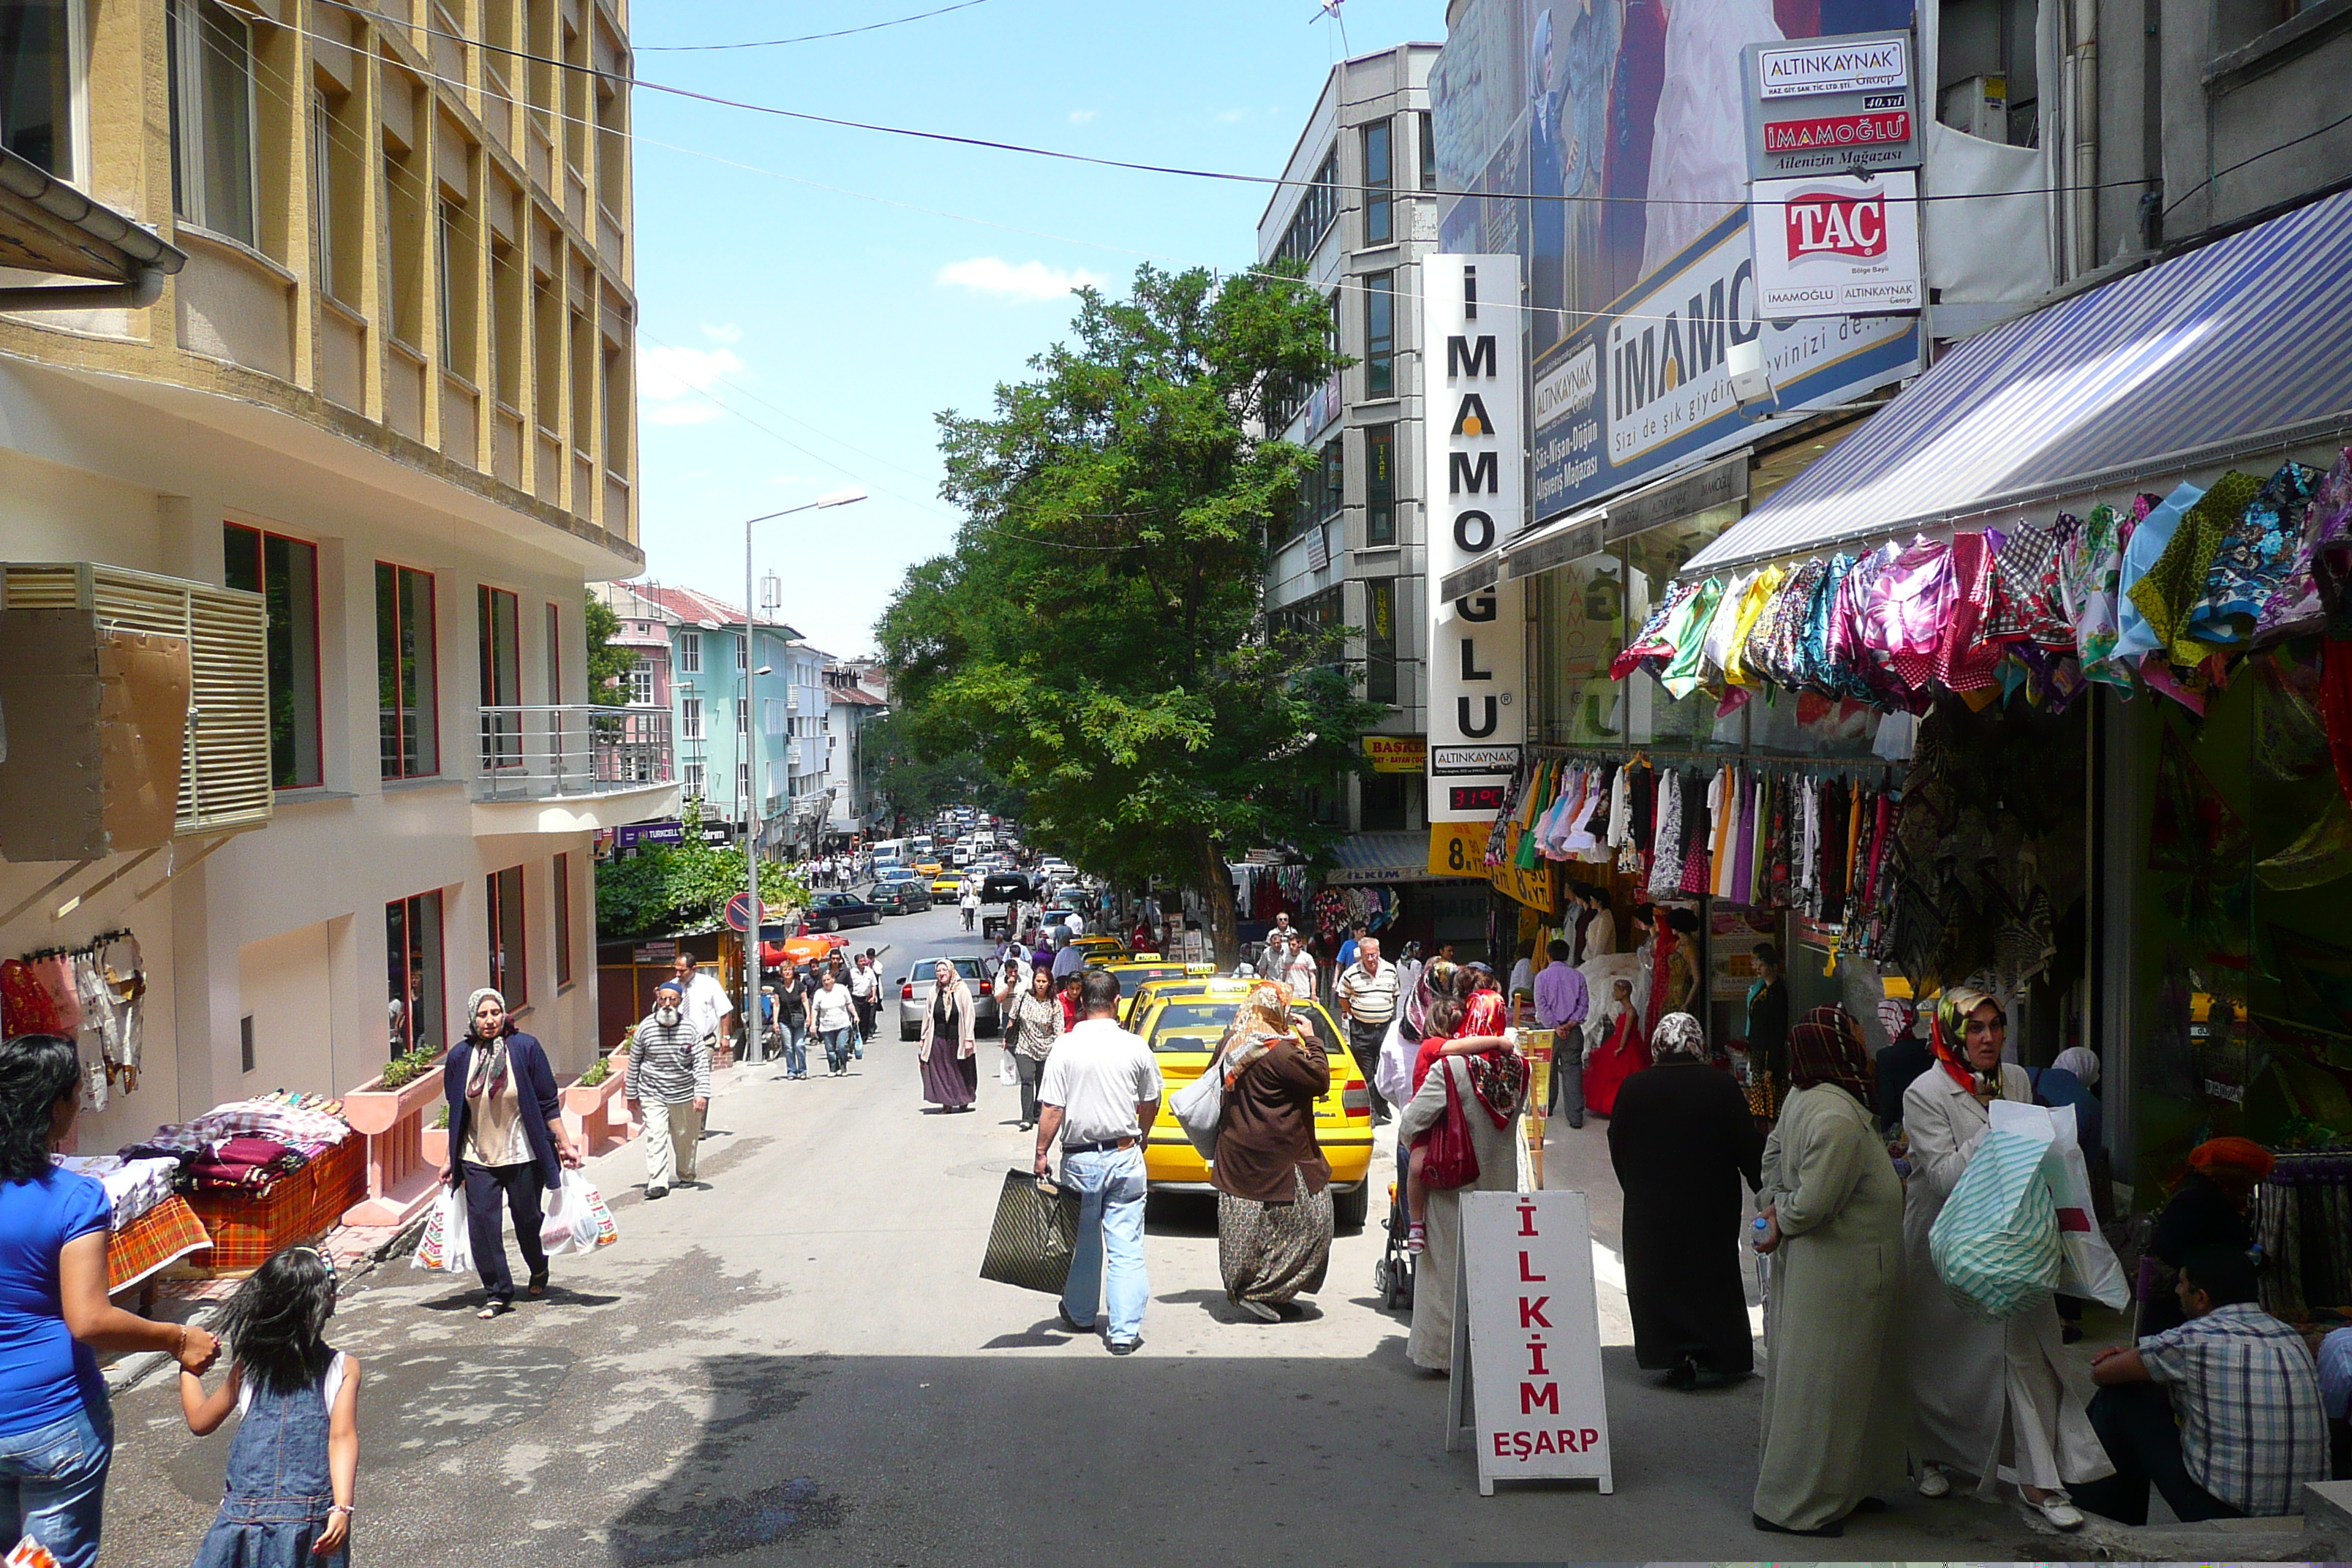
[[1933, 529, 2006, 693], [2127, 470, 2263, 665], [1217, 1167, 1333, 1305], [2138, 1302, 2331, 1517], [130, 1100, 353, 1157], [55, 1154, 178, 1227], [2252, 448, 2352, 642], [105, 1193, 211, 1292], [2062, 499, 2147, 686], [2114, 480, 2212, 662], [1613, 580, 1697, 679], [1787, 1004, 1872, 1107], [1983, 520, 2072, 644], [2188, 462, 2322, 642], [1797, 553, 1855, 692], [1659, 578, 1724, 698]]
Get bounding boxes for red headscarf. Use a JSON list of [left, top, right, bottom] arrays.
[[2186, 1137, 2274, 1199]]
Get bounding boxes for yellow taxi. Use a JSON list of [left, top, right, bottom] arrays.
[[912, 860, 945, 878], [1131, 979, 1373, 1231], [1070, 933, 1128, 963], [930, 872, 965, 897], [1089, 957, 1215, 1025]]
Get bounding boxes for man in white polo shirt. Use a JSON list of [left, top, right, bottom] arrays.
[[1034, 968, 1162, 1355]]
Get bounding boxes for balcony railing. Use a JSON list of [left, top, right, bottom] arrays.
[[474, 704, 674, 802]]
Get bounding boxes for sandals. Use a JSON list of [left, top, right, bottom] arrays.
[[478, 1300, 512, 1319], [527, 1271, 550, 1298]]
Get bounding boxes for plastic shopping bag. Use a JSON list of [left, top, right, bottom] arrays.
[[998, 1048, 1017, 1088], [1993, 1100, 2130, 1309], [541, 1169, 619, 1256], [1929, 1122, 2062, 1321], [1372, 1014, 1411, 1112], [7, 1534, 63, 1568], [410, 1180, 472, 1273]]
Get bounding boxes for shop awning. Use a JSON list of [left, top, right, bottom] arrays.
[[1439, 505, 1610, 600], [1324, 832, 1441, 886], [1682, 187, 2352, 574]]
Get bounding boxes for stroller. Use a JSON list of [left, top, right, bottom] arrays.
[[1371, 1178, 1415, 1311]]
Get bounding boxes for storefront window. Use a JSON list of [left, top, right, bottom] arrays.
[[1531, 555, 1627, 747]]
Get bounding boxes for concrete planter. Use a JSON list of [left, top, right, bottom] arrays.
[[339, 1055, 447, 1227], [561, 1052, 638, 1155]]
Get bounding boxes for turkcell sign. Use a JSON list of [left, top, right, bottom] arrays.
[[1742, 30, 1921, 180], [1424, 255, 1525, 829]]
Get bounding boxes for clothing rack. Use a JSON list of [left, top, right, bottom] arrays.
[[19, 927, 132, 965]]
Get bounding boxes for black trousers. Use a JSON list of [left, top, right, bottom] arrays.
[[463, 1159, 548, 1304], [1346, 1018, 1390, 1121], [2071, 1382, 2246, 1526], [1017, 1052, 1045, 1126], [854, 993, 877, 1039]]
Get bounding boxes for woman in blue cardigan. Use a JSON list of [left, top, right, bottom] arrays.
[[442, 990, 580, 1317]]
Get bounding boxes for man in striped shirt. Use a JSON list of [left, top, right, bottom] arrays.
[[627, 980, 712, 1200]]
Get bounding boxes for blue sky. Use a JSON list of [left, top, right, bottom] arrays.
[[630, 0, 1448, 658]]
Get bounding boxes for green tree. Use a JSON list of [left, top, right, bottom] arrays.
[[595, 803, 810, 941], [584, 592, 633, 707], [878, 264, 1379, 964], [860, 709, 1023, 834]]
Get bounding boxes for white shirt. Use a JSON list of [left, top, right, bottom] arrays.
[[960, 890, 980, 909], [1284, 951, 1318, 997], [1064, 913, 1085, 936], [810, 983, 856, 1033], [679, 970, 733, 1039], [848, 965, 880, 1000], [1039, 1017, 1163, 1146]]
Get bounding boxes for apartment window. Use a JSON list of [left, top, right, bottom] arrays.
[[678, 630, 701, 674], [736, 759, 751, 807], [311, 96, 333, 289], [385, 145, 424, 347], [385, 889, 446, 1056], [490, 240, 524, 405], [682, 759, 704, 798], [1419, 111, 1437, 191], [1364, 271, 1395, 398], [165, 0, 255, 246], [543, 602, 562, 703], [478, 586, 521, 768], [734, 633, 748, 671], [223, 524, 324, 789], [552, 852, 574, 987], [595, 73, 626, 215], [628, 657, 654, 706], [438, 197, 478, 375], [1361, 772, 1411, 831], [1365, 577, 1399, 706], [680, 696, 704, 740], [376, 563, 440, 778], [603, 339, 630, 473], [1365, 424, 1398, 546], [0, 0, 79, 178], [1273, 147, 1341, 267], [1362, 118, 1392, 246], [569, 308, 595, 448], [736, 696, 749, 734], [532, 272, 562, 426], [486, 864, 527, 1007]]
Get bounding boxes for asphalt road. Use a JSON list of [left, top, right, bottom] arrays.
[[97, 902, 2073, 1566]]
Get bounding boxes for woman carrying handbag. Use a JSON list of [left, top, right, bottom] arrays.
[[1393, 1014, 1528, 1372]]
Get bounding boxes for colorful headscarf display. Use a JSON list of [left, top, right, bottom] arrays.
[[1787, 1005, 1874, 1108]]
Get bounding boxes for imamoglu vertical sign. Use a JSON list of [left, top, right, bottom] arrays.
[[1424, 255, 1526, 866]]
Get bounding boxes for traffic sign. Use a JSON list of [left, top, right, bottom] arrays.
[[724, 892, 766, 932]]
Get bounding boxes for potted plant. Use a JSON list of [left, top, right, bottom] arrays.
[[342, 1044, 448, 1137], [562, 1036, 635, 1154]]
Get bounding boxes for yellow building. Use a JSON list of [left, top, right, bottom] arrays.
[[0, 0, 671, 1195]]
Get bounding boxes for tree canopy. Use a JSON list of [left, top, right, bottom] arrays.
[[595, 804, 810, 941], [877, 265, 1378, 961]]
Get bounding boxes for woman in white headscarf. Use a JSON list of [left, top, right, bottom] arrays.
[[441, 987, 580, 1317]]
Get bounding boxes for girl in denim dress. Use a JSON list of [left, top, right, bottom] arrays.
[[179, 1246, 361, 1565]]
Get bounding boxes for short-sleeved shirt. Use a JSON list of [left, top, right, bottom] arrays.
[[678, 971, 734, 1040], [1335, 960, 1399, 1025], [1039, 1018, 1163, 1145], [2138, 1302, 2330, 1516], [0, 1166, 112, 1438]]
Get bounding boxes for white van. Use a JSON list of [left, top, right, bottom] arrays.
[[870, 838, 908, 867]]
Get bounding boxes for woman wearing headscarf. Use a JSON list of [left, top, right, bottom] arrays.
[[2134, 1136, 2273, 1338], [2029, 1045, 2104, 1156], [1901, 986, 2106, 1529], [1003, 965, 1063, 1132], [442, 989, 579, 1317], [1210, 983, 1335, 1322], [1395, 1001, 1527, 1372], [918, 959, 979, 1112], [1608, 1012, 1763, 1386], [1751, 1007, 1910, 1536]]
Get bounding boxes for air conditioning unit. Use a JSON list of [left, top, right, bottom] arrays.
[[1940, 75, 2008, 141]]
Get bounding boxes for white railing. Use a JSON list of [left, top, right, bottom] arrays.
[[474, 704, 674, 802]]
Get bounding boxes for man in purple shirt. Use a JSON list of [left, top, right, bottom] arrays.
[[1534, 938, 1591, 1128]]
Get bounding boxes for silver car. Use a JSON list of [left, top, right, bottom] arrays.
[[897, 955, 1001, 1041]]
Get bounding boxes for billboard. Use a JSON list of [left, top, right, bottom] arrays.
[[1751, 170, 1923, 315], [1432, 0, 1922, 524]]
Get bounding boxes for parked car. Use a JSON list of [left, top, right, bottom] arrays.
[[979, 872, 1030, 904], [897, 956, 1001, 1040], [867, 880, 930, 915], [805, 891, 879, 932]]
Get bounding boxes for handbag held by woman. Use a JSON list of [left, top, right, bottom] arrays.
[[1419, 1063, 1481, 1191]]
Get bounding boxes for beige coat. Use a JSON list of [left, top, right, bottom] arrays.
[[1901, 1062, 2111, 1494], [1395, 1054, 1523, 1371], [1754, 1084, 1911, 1530], [918, 978, 976, 1063]]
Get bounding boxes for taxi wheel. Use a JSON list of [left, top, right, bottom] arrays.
[[1332, 1181, 1370, 1234]]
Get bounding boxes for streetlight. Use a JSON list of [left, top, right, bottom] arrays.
[[739, 484, 867, 1064]]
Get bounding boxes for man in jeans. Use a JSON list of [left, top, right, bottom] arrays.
[[1034, 968, 1162, 1355], [626, 979, 712, 1199], [1333, 935, 1400, 1123]]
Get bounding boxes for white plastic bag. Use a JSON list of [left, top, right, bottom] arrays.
[[1372, 1014, 1411, 1111], [998, 1048, 1017, 1087], [410, 1180, 472, 1273], [1993, 1100, 2129, 1308], [540, 1169, 608, 1256]]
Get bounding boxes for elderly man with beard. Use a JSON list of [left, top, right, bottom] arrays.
[[627, 980, 711, 1200]]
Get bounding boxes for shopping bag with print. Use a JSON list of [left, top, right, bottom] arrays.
[[998, 1047, 1018, 1088], [410, 1180, 468, 1271], [978, 1169, 1082, 1294], [1372, 1014, 1411, 1112], [6, 1534, 62, 1568], [1995, 1100, 2130, 1308], [542, 1169, 616, 1256], [1929, 1122, 2062, 1320]]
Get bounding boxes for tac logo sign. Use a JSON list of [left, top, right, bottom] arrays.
[[1751, 170, 1921, 317], [1421, 256, 1526, 843]]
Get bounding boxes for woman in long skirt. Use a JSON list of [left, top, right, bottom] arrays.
[[917, 960, 978, 1111], [1210, 984, 1335, 1319]]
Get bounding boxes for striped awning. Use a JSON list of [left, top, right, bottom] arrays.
[[1324, 832, 1441, 886], [1684, 188, 2352, 573]]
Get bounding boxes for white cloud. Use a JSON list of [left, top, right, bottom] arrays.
[[645, 402, 725, 427], [1067, 109, 1097, 124], [699, 322, 744, 344], [1215, 108, 1248, 124], [933, 257, 1104, 302], [638, 343, 744, 427]]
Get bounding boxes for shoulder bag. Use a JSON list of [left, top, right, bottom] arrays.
[[1169, 1047, 1227, 1161], [1420, 1060, 1482, 1191]]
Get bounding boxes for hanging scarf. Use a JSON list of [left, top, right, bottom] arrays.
[[1929, 984, 2001, 1100], [1787, 1004, 1874, 1108], [462, 986, 511, 1101]]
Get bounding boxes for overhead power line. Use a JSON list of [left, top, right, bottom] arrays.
[[636, 0, 992, 52]]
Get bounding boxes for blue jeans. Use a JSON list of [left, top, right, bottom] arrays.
[[778, 1026, 807, 1076], [0, 1400, 114, 1568], [822, 1027, 856, 1072], [1059, 1146, 1149, 1343]]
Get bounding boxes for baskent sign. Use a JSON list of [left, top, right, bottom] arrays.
[[1447, 1191, 1613, 1494], [1362, 736, 1428, 774], [1752, 170, 1923, 317], [1424, 255, 1526, 846], [1743, 30, 1919, 180]]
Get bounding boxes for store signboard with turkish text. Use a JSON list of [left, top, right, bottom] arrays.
[[1751, 170, 1922, 317], [1428, 821, 1490, 880], [1449, 1190, 1613, 1494], [1744, 33, 1918, 181], [1424, 255, 1527, 829], [1363, 735, 1428, 773]]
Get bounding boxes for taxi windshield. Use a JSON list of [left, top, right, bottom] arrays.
[[1145, 997, 1340, 1055]]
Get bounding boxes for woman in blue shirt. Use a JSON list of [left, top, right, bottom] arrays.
[[0, 1033, 219, 1567]]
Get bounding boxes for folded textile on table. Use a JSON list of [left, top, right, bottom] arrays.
[[123, 1096, 353, 1161], [189, 1135, 304, 1192], [53, 1153, 180, 1228]]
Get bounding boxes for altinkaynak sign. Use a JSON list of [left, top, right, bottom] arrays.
[[1423, 255, 1526, 833]]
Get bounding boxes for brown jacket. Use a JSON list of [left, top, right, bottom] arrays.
[[1210, 1033, 1333, 1203]]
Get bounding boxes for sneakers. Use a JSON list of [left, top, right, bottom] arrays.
[[1406, 1221, 1427, 1256], [1107, 1338, 1142, 1356], [1237, 1300, 1281, 1323], [1915, 1466, 1950, 1499]]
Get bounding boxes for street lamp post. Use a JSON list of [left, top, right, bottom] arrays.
[[740, 485, 867, 1064]]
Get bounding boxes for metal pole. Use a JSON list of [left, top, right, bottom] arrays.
[[744, 514, 761, 1066]]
